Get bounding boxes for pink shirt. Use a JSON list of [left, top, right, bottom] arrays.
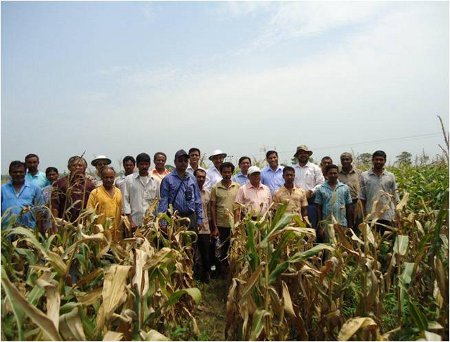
[[151, 168, 171, 182], [235, 182, 272, 216]]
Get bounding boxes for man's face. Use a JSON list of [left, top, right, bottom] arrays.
[[95, 160, 109, 173], [327, 168, 339, 182], [320, 158, 332, 170], [123, 160, 135, 175], [101, 168, 116, 189], [69, 159, 87, 176], [212, 155, 224, 169], [267, 153, 278, 169], [249, 173, 260, 187], [154, 154, 166, 170], [25, 157, 39, 173], [137, 161, 151, 175], [221, 166, 233, 181], [372, 156, 386, 170], [195, 170, 207, 188], [175, 156, 189, 172], [283, 170, 295, 185], [46, 171, 59, 182], [189, 151, 200, 165], [340, 156, 353, 170], [296, 150, 310, 164], [239, 159, 251, 173], [10, 165, 26, 184]]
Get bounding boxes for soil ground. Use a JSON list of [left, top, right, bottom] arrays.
[[193, 278, 228, 340]]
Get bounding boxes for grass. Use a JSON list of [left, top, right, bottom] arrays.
[[193, 278, 228, 340]]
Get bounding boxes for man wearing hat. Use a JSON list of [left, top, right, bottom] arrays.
[[234, 165, 272, 220], [158, 150, 204, 231], [91, 155, 112, 187], [293, 145, 325, 229], [204, 149, 227, 192]]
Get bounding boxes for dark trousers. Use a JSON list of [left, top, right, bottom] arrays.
[[307, 196, 318, 229], [195, 234, 211, 282]]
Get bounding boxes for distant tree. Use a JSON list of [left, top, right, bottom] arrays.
[[356, 153, 372, 167], [396, 151, 412, 166]]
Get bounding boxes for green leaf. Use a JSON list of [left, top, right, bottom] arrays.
[[393, 235, 409, 256], [288, 244, 335, 263], [249, 309, 270, 340]]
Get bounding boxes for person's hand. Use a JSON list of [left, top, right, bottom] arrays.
[[306, 190, 313, 199], [211, 227, 219, 238]]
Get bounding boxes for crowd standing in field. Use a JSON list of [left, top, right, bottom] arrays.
[[1, 145, 399, 283]]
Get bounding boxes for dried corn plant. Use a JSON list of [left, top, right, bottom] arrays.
[[1, 202, 201, 341], [225, 182, 448, 341]]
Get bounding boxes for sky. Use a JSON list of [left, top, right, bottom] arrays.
[[1, 1, 449, 174]]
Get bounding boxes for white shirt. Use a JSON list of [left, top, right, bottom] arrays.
[[123, 173, 160, 226], [204, 166, 222, 192], [293, 162, 325, 194]]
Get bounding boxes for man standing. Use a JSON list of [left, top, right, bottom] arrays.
[[359, 150, 399, 234], [232, 156, 251, 186], [123, 153, 160, 229], [204, 149, 227, 191], [187, 147, 202, 175], [51, 156, 96, 224], [194, 167, 214, 283], [261, 150, 284, 195], [338, 152, 363, 228], [25, 154, 50, 188], [235, 166, 272, 220], [315, 164, 353, 240], [293, 145, 325, 228], [151, 152, 171, 181], [87, 166, 123, 240], [210, 162, 240, 275], [91, 155, 112, 187], [320, 156, 333, 178], [115, 156, 136, 195], [2, 161, 44, 231], [42, 167, 59, 204], [158, 150, 204, 231], [273, 166, 308, 223]]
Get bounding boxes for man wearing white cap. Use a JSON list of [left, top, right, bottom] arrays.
[[234, 166, 272, 220], [293, 145, 324, 228], [91, 155, 112, 187], [204, 149, 227, 192]]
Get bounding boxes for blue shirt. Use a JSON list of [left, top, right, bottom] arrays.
[[232, 172, 249, 186], [315, 181, 352, 226], [1, 181, 44, 229], [25, 171, 50, 189], [261, 165, 284, 195], [158, 170, 203, 224]]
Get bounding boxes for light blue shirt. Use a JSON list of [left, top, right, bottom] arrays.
[[25, 171, 50, 189], [1, 181, 44, 229], [232, 172, 249, 186], [315, 181, 352, 226], [261, 165, 284, 195]]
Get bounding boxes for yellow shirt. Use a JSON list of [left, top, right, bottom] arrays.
[[273, 186, 308, 214], [87, 186, 123, 235], [211, 181, 240, 228], [151, 168, 171, 182]]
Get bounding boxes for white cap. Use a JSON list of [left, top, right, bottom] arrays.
[[247, 166, 261, 176], [91, 155, 112, 166], [208, 149, 227, 161]]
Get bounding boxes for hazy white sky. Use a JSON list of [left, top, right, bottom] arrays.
[[2, 1, 449, 174]]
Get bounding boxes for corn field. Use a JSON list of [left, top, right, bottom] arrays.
[[1, 162, 448, 340]]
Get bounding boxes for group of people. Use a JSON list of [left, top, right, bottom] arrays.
[[1, 145, 399, 282]]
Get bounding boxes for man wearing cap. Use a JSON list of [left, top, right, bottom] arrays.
[[261, 150, 284, 195], [293, 145, 325, 228], [204, 149, 227, 192], [158, 150, 204, 231], [234, 166, 272, 220], [91, 155, 112, 187], [123, 153, 160, 228]]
